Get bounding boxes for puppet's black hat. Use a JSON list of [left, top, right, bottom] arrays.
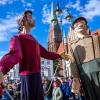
[[71, 16, 87, 29]]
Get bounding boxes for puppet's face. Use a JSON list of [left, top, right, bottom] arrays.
[[73, 20, 88, 35], [24, 12, 35, 28]]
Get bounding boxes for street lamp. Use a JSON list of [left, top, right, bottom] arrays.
[[65, 13, 73, 22], [55, 1, 73, 22], [54, 1, 73, 78], [55, 2, 62, 15]]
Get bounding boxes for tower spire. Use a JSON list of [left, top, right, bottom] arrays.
[[55, 1, 62, 15], [51, 1, 57, 22]]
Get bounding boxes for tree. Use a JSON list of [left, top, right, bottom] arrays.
[[53, 59, 63, 77]]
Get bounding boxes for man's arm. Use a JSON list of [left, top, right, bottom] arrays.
[[0, 36, 22, 75], [39, 44, 61, 60]]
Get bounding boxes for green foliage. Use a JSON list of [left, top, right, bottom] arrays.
[[53, 59, 62, 76]]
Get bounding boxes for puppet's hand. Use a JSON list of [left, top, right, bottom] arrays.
[[60, 52, 73, 61], [0, 71, 4, 83]]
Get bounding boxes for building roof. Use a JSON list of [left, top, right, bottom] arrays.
[[91, 29, 100, 35], [96, 29, 100, 36], [57, 42, 64, 54]]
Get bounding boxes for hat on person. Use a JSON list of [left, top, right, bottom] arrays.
[[71, 16, 87, 29]]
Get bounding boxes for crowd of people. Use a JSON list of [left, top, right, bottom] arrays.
[[0, 81, 21, 100], [43, 77, 85, 100], [0, 76, 85, 100]]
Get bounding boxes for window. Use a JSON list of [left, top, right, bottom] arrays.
[[41, 61, 44, 64], [47, 60, 50, 65]]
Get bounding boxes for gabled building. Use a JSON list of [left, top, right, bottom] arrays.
[[41, 58, 53, 80]]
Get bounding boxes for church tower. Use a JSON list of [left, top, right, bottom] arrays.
[[48, 2, 62, 52]]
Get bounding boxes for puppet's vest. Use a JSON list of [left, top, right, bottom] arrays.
[[71, 35, 100, 73]]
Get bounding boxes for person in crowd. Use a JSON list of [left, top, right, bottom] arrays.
[[60, 78, 71, 100], [1, 82, 14, 100], [71, 78, 81, 100], [52, 81, 63, 100], [15, 82, 21, 100], [43, 77, 53, 100]]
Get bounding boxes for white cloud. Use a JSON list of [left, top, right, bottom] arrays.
[[20, 1, 35, 12], [26, 3, 32, 7], [0, 0, 18, 5], [0, 0, 34, 5], [81, 0, 100, 20], [20, 0, 34, 8], [0, 15, 18, 41], [0, 0, 9, 5], [20, 0, 35, 3], [6, 12, 19, 18], [66, 0, 82, 11], [65, 0, 100, 20], [42, 4, 51, 24]]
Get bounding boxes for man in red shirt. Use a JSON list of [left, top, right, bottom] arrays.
[[0, 10, 62, 100]]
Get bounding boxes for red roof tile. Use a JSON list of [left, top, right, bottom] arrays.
[[57, 42, 64, 54]]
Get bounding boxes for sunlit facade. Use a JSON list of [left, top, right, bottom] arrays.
[[41, 58, 53, 80]]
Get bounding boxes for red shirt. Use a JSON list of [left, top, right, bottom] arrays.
[[0, 34, 61, 75]]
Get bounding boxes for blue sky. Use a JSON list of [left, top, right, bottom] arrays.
[[0, 0, 100, 58]]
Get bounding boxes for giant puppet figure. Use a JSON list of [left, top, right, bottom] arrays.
[[67, 17, 100, 100], [0, 10, 66, 100]]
